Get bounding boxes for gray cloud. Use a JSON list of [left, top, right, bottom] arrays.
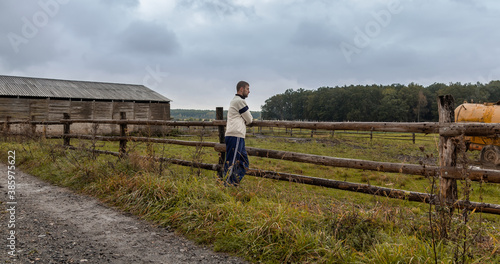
[[0, 3, 67, 69], [177, 0, 255, 20], [99, 0, 140, 8], [1, 0, 500, 109], [118, 20, 180, 56], [290, 21, 346, 50]]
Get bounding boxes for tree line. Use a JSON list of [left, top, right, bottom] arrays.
[[261, 81, 500, 122]]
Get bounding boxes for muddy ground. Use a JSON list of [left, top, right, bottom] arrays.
[[0, 163, 248, 263]]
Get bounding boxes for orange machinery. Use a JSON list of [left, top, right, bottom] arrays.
[[455, 102, 500, 165]]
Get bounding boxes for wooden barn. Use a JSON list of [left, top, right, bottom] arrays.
[[0, 75, 171, 135]]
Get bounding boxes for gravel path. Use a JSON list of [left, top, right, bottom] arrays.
[[0, 163, 248, 263]]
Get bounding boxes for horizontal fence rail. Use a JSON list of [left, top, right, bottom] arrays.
[[64, 146, 500, 215], [48, 133, 500, 184], [214, 144, 500, 184], [250, 121, 441, 134], [4, 119, 500, 136], [49, 134, 219, 148]]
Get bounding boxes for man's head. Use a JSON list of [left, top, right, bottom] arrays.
[[236, 81, 250, 98]]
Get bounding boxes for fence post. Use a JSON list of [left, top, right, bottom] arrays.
[[119, 112, 127, 155], [216, 107, 225, 179], [31, 115, 36, 136], [412, 133, 416, 144], [63, 113, 71, 146], [2, 116, 11, 140], [5, 116, 11, 133], [438, 95, 458, 207]]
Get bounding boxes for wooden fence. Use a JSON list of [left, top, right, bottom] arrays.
[[246, 127, 428, 143], [2, 95, 500, 215]]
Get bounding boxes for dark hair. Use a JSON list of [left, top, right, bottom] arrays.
[[236, 81, 249, 92]]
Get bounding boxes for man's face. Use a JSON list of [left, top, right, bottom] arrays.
[[241, 85, 250, 98]]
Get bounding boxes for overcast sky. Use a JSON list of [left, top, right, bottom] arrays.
[[1, 0, 500, 110]]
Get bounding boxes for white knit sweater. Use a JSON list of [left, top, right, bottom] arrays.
[[225, 95, 253, 138]]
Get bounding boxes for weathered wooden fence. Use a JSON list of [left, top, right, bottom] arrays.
[[2, 96, 500, 215], [248, 126, 427, 143]]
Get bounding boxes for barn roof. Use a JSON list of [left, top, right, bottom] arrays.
[[0, 75, 171, 102]]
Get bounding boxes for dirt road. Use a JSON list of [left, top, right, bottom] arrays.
[[0, 163, 248, 263]]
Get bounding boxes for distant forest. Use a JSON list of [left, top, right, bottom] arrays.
[[171, 109, 262, 121], [261, 81, 500, 122]]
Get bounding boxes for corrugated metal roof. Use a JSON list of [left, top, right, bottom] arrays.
[[0, 75, 171, 102]]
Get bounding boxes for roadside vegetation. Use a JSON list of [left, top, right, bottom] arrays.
[[1, 130, 499, 263]]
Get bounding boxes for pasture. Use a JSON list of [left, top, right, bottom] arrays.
[[1, 127, 499, 263]]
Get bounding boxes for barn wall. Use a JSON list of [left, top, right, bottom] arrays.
[[43, 99, 70, 134], [144, 102, 170, 135], [132, 102, 150, 134], [164, 103, 171, 120], [112, 102, 135, 119], [29, 99, 49, 121], [89, 101, 112, 134], [94, 101, 112, 119], [67, 101, 95, 134], [134, 102, 150, 120], [0, 98, 9, 119], [0, 97, 171, 135], [150, 102, 170, 120], [70, 101, 93, 119], [48, 99, 70, 121], [0, 98, 30, 120], [110, 102, 134, 134]]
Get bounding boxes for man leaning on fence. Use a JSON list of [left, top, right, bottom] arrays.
[[222, 81, 253, 186]]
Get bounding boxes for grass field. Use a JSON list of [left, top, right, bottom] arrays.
[[1, 130, 499, 263]]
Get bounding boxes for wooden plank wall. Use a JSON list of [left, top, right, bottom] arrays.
[[94, 101, 113, 120], [134, 103, 150, 120], [30, 99, 49, 121], [0, 98, 30, 120], [150, 103, 169, 120], [134, 102, 152, 134], [111, 102, 134, 134], [0, 98, 170, 135], [70, 101, 93, 119], [149, 103, 170, 135], [48, 99, 70, 121]]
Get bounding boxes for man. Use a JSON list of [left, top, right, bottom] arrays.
[[223, 81, 253, 186]]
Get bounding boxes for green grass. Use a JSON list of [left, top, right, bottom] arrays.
[[1, 132, 499, 263]]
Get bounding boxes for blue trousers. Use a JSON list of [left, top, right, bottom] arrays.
[[223, 136, 249, 185]]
